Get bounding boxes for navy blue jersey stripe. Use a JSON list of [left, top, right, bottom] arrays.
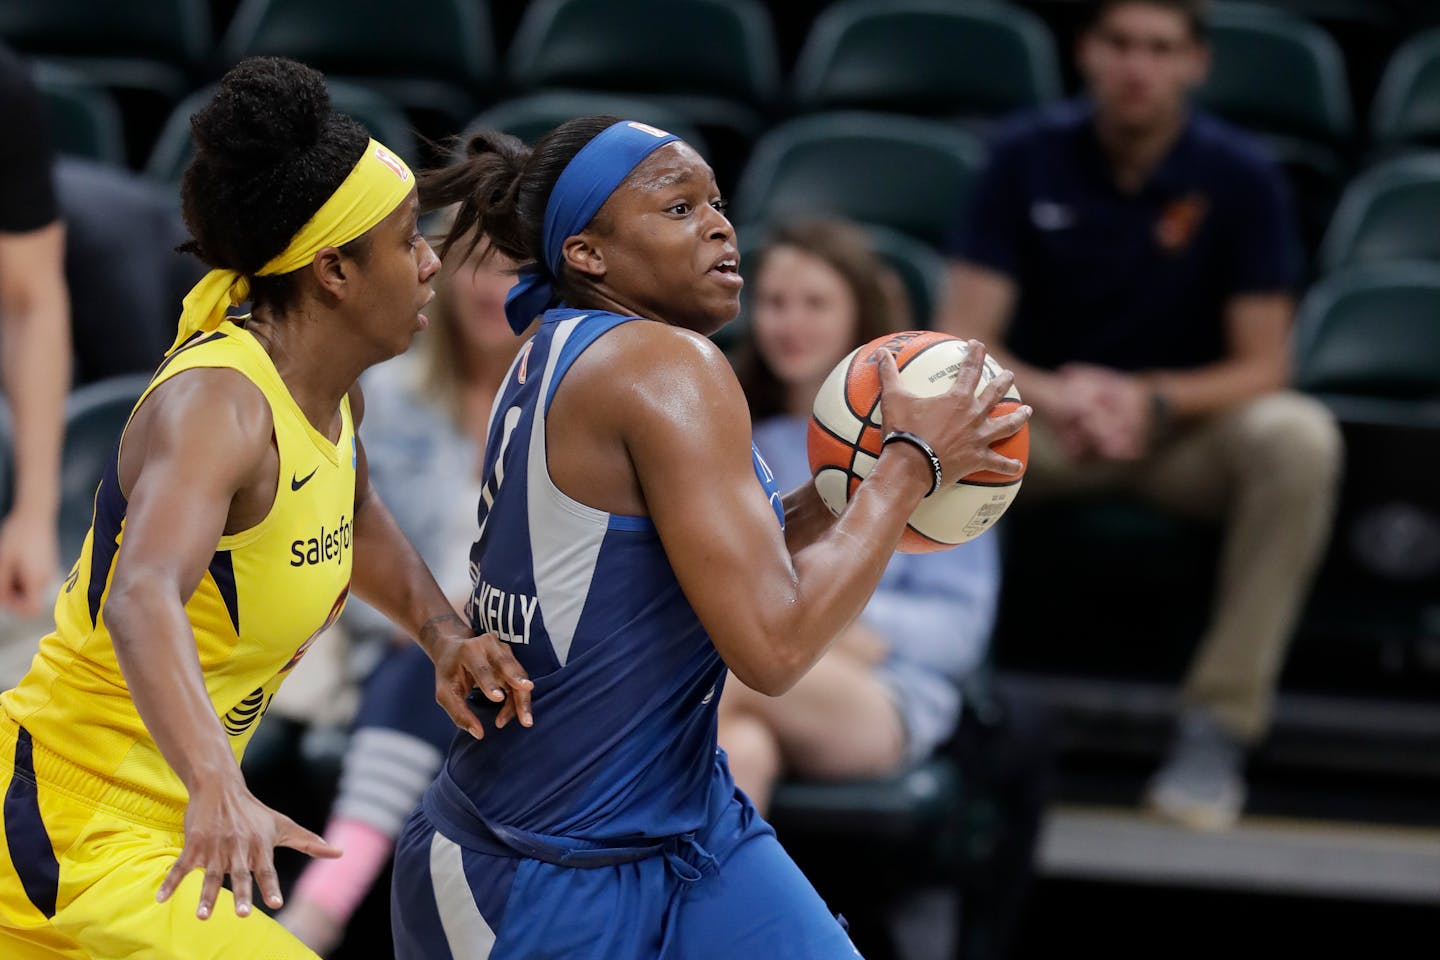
[[4, 727, 61, 918], [207, 549, 240, 635], [85, 454, 127, 627], [150, 330, 227, 382]]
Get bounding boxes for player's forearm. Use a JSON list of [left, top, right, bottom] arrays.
[[350, 483, 465, 657], [106, 580, 244, 791], [779, 482, 836, 553], [737, 450, 929, 695], [1, 270, 70, 521]]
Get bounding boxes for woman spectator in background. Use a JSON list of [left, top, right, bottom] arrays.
[[280, 225, 526, 956], [724, 218, 1001, 813]]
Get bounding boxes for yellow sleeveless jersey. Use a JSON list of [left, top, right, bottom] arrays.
[[1, 320, 355, 823]]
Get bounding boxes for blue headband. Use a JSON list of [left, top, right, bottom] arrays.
[[504, 120, 680, 333]]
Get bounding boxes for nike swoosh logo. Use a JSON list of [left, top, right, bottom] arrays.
[[291, 467, 319, 491]]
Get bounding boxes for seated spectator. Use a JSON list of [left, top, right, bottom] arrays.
[[0, 45, 69, 620], [279, 233, 526, 955], [937, 0, 1342, 829], [723, 218, 1000, 815], [55, 157, 205, 384]]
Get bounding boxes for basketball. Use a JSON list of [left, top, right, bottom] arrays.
[[807, 331, 1028, 552]]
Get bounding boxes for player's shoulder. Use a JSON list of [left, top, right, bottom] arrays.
[[141, 364, 274, 455], [585, 316, 733, 384], [1187, 109, 1284, 181]]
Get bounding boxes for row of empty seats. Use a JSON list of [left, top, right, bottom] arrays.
[[15, 0, 1440, 163]]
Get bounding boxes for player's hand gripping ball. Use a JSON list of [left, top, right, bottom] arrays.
[[807, 331, 1028, 552]]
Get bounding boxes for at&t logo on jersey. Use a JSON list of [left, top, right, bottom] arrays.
[[290, 514, 354, 567]]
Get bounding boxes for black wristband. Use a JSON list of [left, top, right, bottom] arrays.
[[882, 430, 943, 497]]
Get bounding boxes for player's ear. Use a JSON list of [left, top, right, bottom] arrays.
[[562, 234, 606, 281], [312, 246, 349, 297]]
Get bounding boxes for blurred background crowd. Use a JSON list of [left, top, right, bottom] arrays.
[[0, 0, 1437, 958]]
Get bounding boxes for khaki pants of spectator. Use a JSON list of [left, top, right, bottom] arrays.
[[1022, 391, 1343, 743]]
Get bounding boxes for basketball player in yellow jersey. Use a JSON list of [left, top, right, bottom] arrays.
[[0, 58, 533, 959]]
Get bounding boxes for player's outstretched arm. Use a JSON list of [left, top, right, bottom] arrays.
[[346, 383, 533, 735], [102, 369, 340, 921], [615, 326, 1027, 696]]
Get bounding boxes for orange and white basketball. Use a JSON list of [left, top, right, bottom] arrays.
[[807, 331, 1028, 552]]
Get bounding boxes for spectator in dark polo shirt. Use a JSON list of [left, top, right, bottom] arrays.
[[938, 0, 1341, 830]]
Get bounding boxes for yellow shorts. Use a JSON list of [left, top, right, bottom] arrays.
[[0, 718, 317, 959]]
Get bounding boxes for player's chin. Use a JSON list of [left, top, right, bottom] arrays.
[[691, 294, 741, 336]]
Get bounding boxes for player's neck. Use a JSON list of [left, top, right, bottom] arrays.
[[246, 312, 364, 441], [1094, 107, 1188, 194]]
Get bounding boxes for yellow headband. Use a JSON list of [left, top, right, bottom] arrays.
[[170, 138, 415, 353]]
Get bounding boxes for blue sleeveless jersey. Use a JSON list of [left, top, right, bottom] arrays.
[[450, 308, 783, 843]]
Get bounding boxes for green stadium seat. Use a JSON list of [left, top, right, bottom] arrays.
[[1292, 263, 1440, 661], [145, 81, 419, 186], [506, 0, 780, 187], [733, 220, 945, 332], [220, 0, 493, 129], [467, 92, 708, 156], [863, 224, 947, 328], [1197, 3, 1353, 144], [1320, 154, 1440, 272], [59, 374, 151, 566], [1293, 262, 1440, 406], [1372, 28, 1440, 147], [0, 0, 209, 71], [1263, 133, 1350, 263], [791, 0, 1062, 118], [31, 62, 125, 165], [508, 0, 779, 108], [770, 757, 964, 880], [0, 0, 209, 102], [734, 112, 986, 246]]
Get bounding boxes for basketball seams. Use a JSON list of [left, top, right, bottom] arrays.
[[812, 330, 1026, 550], [845, 333, 962, 426]]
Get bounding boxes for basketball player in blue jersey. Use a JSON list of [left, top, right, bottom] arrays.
[[0, 59, 531, 959], [390, 117, 1030, 959]]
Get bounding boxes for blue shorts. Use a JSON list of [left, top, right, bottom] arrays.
[[390, 771, 861, 959]]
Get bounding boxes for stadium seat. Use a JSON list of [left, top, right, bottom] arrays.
[[506, 0, 780, 186], [733, 113, 986, 246], [0, 0, 209, 101], [31, 62, 125, 165], [220, 0, 494, 129], [59, 373, 152, 565], [770, 757, 964, 879], [1264, 133, 1350, 264], [55, 158, 204, 385], [1320, 154, 1440, 272], [1371, 28, 1440, 147], [1293, 262, 1440, 406], [466, 92, 708, 156], [734, 220, 946, 331], [508, 0, 779, 108], [1196, 2, 1353, 144], [863, 224, 947, 328], [791, 0, 1062, 118], [1292, 263, 1440, 661], [145, 81, 419, 186]]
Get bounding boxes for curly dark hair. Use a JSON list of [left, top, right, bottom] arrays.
[[178, 56, 371, 314], [419, 116, 618, 305]]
